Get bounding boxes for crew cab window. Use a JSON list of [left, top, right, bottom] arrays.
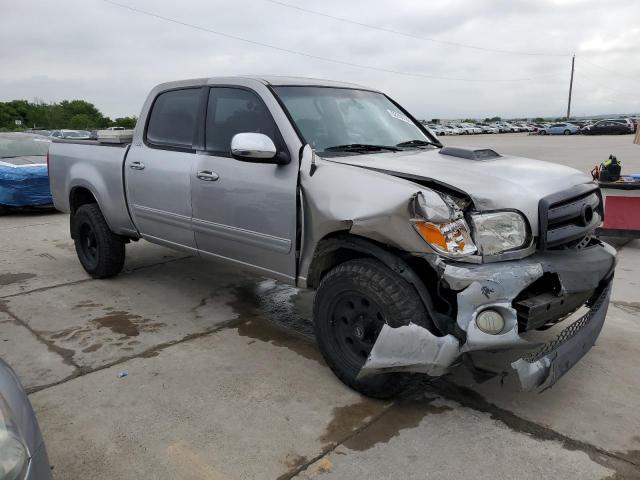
[[205, 87, 278, 155], [146, 88, 200, 149]]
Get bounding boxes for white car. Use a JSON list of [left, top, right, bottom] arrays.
[[452, 124, 476, 135], [477, 124, 499, 134], [442, 125, 461, 135], [49, 129, 91, 140], [426, 124, 445, 136]]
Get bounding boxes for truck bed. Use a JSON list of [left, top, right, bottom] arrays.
[[48, 139, 138, 237]]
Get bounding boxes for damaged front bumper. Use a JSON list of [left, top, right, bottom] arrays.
[[512, 280, 611, 391], [360, 241, 616, 392]]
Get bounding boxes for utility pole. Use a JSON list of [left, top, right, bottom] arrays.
[[566, 54, 575, 120]]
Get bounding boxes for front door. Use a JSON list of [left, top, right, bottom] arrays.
[[125, 87, 202, 250], [191, 86, 298, 283]]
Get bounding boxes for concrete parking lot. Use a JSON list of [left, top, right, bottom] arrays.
[[1, 133, 639, 479]]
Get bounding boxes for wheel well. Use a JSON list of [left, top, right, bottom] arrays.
[[306, 233, 411, 288], [306, 233, 459, 338], [306, 242, 369, 289], [69, 187, 97, 214]]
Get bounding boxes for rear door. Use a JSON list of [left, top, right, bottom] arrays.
[[190, 86, 298, 283], [124, 87, 202, 250]]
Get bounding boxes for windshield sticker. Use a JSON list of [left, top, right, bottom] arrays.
[[387, 109, 412, 125]]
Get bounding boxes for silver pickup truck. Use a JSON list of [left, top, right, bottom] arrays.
[[49, 76, 616, 398]]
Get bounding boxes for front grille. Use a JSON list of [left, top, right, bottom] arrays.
[[538, 184, 603, 250]]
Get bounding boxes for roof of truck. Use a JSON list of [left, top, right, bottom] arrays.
[[153, 76, 375, 92], [251, 76, 372, 89]]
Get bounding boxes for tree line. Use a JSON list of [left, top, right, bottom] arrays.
[[0, 99, 137, 132]]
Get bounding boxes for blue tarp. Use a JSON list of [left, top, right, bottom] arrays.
[[0, 164, 52, 207]]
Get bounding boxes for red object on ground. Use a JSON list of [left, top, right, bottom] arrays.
[[602, 196, 640, 231]]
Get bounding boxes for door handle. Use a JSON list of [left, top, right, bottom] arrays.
[[129, 161, 145, 170], [197, 170, 219, 182]]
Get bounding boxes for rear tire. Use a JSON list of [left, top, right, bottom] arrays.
[[72, 204, 125, 279], [564, 129, 571, 135], [313, 258, 432, 399], [0, 205, 7, 216]]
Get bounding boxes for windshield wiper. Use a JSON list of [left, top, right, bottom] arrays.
[[396, 139, 440, 148], [324, 143, 400, 153]]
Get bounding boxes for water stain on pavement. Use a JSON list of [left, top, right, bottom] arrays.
[[341, 399, 452, 451], [320, 398, 388, 447], [224, 279, 314, 336], [237, 318, 322, 363], [92, 311, 143, 337], [276, 454, 309, 480], [0, 300, 78, 369], [0, 272, 36, 285], [613, 448, 640, 467], [612, 301, 640, 314]]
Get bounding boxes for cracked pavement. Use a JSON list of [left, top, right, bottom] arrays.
[[2, 135, 640, 479]]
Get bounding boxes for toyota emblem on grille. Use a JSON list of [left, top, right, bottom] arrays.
[[580, 204, 594, 226]]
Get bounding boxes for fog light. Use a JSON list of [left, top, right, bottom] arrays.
[[476, 309, 505, 335]]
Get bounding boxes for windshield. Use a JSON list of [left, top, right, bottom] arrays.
[[0, 133, 50, 159], [272, 86, 435, 154]]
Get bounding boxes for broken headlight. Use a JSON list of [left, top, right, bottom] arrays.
[[412, 191, 477, 257], [470, 211, 529, 255]]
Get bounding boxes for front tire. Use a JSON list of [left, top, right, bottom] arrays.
[[72, 204, 125, 278], [313, 258, 432, 399], [539, 130, 547, 135]]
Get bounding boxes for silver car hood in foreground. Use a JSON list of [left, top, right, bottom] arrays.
[[324, 148, 592, 232]]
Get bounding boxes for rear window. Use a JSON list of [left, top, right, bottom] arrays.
[[146, 88, 201, 148]]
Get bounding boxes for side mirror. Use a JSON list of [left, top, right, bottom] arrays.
[[231, 133, 281, 163]]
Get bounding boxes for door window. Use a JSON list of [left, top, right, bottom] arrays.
[[205, 88, 279, 155], [146, 88, 201, 149]]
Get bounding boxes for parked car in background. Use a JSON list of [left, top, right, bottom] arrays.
[[0, 132, 53, 215], [452, 123, 480, 134], [461, 123, 482, 134], [519, 123, 537, 132], [25, 129, 51, 137], [538, 123, 579, 135], [494, 123, 516, 133], [611, 118, 636, 132], [476, 123, 499, 134], [442, 125, 461, 135], [425, 124, 445, 136], [0, 359, 52, 479], [49, 129, 91, 140], [581, 120, 633, 135]]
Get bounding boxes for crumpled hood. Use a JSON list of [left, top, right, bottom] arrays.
[[324, 148, 592, 232]]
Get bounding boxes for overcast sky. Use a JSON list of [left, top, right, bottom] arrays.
[[1, 0, 638, 119]]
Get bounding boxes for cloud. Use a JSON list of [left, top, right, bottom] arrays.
[[0, 0, 638, 118]]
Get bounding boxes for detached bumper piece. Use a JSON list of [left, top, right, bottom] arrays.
[[358, 323, 460, 378], [512, 281, 611, 392]]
